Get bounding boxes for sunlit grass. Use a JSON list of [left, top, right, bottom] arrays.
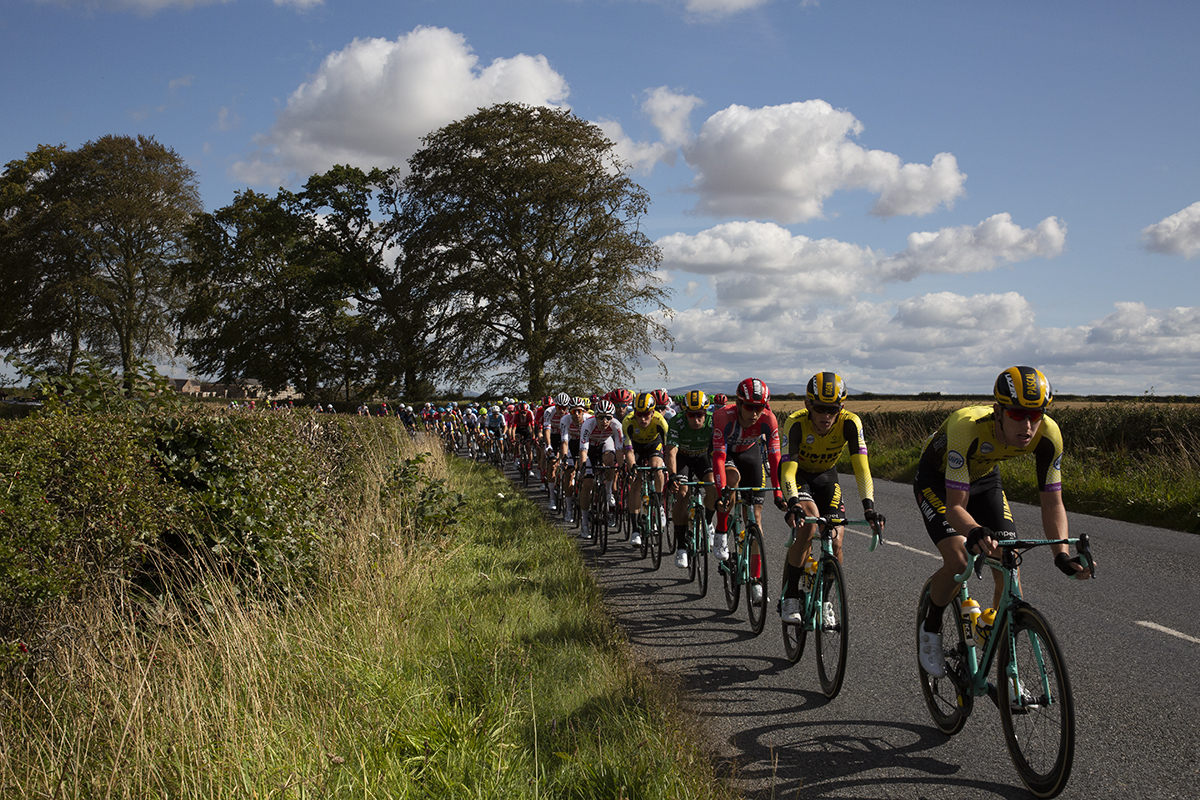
[[0, 425, 731, 799]]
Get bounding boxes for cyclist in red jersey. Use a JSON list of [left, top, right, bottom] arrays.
[[711, 378, 784, 604]]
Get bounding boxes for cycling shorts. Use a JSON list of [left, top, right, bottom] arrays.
[[913, 467, 1016, 545], [723, 446, 766, 506], [789, 467, 844, 517], [675, 452, 713, 481]]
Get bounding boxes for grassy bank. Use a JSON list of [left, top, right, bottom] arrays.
[[0, 417, 730, 799], [854, 402, 1200, 533]]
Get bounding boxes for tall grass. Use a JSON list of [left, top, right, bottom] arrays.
[[0, 421, 730, 799], [855, 402, 1200, 532]]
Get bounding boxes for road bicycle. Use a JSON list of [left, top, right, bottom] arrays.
[[779, 514, 880, 699], [632, 464, 670, 570], [916, 535, 1094, 798], [676, 478, 713, 598], [583, 457, 615, 553], [612, 464, 631, 541], [716, 485, 775, 636]]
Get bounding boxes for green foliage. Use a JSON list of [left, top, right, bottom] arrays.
[[12, 354, 184, 416], [381, 452, 467, 540]]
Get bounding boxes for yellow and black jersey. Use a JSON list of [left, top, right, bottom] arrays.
[[917, 405, 1063, 492], [622, 410, 669, 450], [780, 409, 874, 503]]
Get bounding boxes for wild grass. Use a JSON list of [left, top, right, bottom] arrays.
[[0, 422, 730, 799], [854, 401, 1200, 533]]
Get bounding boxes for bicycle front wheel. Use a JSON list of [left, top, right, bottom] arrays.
[[722, 527, 741, 613], [694, 515, 709, 598], [648, 493, 663, 570], [745, 524, 768, 636], [999, 606, 1075, 798], [814, 558, 849, 698], [916, 580, 973, 735], [597, 498, 609, 554]]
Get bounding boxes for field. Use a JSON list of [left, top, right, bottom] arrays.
[[770, 398, 1118, 416]]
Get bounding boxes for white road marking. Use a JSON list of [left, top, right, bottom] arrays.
[[1136, 621, 1200, 645], [847, 527, 939, 559]]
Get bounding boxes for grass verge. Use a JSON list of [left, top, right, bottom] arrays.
[[0, 433, 731, 799]]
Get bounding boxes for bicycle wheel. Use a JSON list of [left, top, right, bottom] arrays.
[[814, 558, 849, 698], [648, 492, 663, 570], [916, 580, 973, 735], [998, 606, 1075, 798], [745, 524, 768, 636], [694, 514, 709, 598], [723, 523, 741, 613], [661, 495, 676, 557], [686, 510, 699, 584], [782, 593, 807, 664], [595, 491, 609, 554]]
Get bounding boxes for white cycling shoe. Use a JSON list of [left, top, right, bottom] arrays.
[[919, 629, 946, 677], [675, 549, 689, 569], [781, 597, 803, 624]]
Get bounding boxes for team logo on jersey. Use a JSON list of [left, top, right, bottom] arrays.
[[980, 442, 994, 454], [806, 434, 815, 444], [947, 450, 965, 470], [1053, 454, 1062, 471]]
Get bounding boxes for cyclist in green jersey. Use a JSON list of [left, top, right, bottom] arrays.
[[914, 366, 1094, 677], [665, 390, 717, 569]]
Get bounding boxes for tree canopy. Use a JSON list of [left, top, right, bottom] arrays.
[[400, 102, 672, 398], [0, 135, 201, 380]]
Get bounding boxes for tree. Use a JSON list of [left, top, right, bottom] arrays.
[[179, 189, 358, 397], [399, 103, 673, 398], [0, 135, 202, 381]]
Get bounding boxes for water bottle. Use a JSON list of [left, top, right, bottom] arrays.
[[802, 556, 818, 591], [960, 597, 981, 647], [974, 607, 996, 649]]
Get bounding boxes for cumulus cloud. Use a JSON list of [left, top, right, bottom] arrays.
[[657, 214, 1062, 307], [600, 87, 702, 173], [1141, 202, 1200, 258], [684, 0, 776, 19], [233, 26, 570, 187], [656, 296, 1200, 394], [682, 100, 967, 224]]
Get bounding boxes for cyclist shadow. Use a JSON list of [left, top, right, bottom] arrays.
[[722, 718, 1030, 799]]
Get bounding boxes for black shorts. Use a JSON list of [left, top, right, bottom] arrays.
[[913, 468, 1016, 545], [516, 426, 534, 441], [724, 446, 766, 506], [676, 452, 713, 480], [631, 440, 664, 462], [790, 467, 845, 517]]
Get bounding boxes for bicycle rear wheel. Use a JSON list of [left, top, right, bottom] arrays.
[[814, 558, 849, 698], [916, 580, 973, 735], [999, 606, 1075, 798], [693, 514, 709, 598], [722, 523, 741, 613], [745, 524, 768, 636], [648, 492, 663, 570]]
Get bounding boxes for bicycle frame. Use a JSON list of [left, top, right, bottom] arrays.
[[788, 516, 866, 630], [952, 536, 1093, 702]]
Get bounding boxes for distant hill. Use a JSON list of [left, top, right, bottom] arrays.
[[667, 381, 858, 397]]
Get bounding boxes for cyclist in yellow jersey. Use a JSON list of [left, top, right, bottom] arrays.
[[914, 366, 1094, 678], [622, 391, 671, 546], [779, 372, 885, 624]]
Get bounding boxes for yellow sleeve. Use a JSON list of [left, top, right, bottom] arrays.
[[849, 452, 874, 503]]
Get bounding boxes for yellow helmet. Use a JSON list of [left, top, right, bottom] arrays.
[[684, 389, 707, 412], [633, 392, 656, 414], [994, 366, 1052, 410], [806, 372, 847, 406]]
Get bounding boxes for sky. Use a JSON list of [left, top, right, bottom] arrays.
[[3, 0, 1199, 395]]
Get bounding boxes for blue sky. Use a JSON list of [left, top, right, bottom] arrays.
[[4, 0, 1199, 395]]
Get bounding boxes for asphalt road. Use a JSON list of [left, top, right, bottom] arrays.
[[511, 463, 1200, 799]]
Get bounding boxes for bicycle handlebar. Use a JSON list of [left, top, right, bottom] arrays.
[[954, 534, 1095, 583]]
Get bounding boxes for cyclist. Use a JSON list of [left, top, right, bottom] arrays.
[[483, 404, 507, 455], [711, 378, 784, 604], [543, 392, 572, 511], [578, 399, 625, 540], [665, 389, 717, 569], [509, 401, 537, 476], [653, 388, 676, 420], [914, 366, 1094, 677], [779, 372, 885, 624], [558, 396, 592, 526], [622, 391, 671, 547]]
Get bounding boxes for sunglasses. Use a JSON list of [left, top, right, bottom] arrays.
[[739, 402, 764, 413], [636, 410, 654, 418], [686, 411, 706, 419], [811, 404, 842, 416], [597, 414, 612, 422], [1004, 408, 1044, 422]]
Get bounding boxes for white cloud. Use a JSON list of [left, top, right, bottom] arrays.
[[1141, 201, 1200, 258], [274, 0, 322, 9], [599, 87, 702, 173], [684, 0, 776, 19], [233, 26, 570, 187], [654, 296, 1200, 394], [657, 214, 1063, 307], [682, 100, 967, 224]]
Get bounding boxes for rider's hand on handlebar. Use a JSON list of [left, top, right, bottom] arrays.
[[863, 506, 885, 536], [964, 525, 999, 557], [1055, 551, 1094, 580], [783, 498, 802, 527]]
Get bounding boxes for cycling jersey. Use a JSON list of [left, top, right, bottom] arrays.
[[622, 411, 669, 452], [917, 406, 1063, 493], [666, 410, 713, 456], [779, 408, 875, 504], [579, 416, 624, 462], [711, 404, 782, 500]]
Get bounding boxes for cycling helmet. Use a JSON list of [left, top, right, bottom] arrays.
[[653, 388, 670, 408], [683, 389, 707, 413], [506, 403, 515, 413], [517, 401, 529, 412], [736, 378, 770, 405], [614, 388, 634, 407], [712, 392, 728, 407], [806, 372, 847, 406], [490, 405, 500, 414], [589, 392, 602, 407], [555, 391, 572, 407], [994, 366, 1053, 410], [595, 399, 616, 417], [633, 391, 657, 414], [542, 395, 553, 407], [570, 396, 587, 410]]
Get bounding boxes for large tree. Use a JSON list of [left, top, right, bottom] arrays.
[[0, 135, 201, 380], [400, 103, 673, 398]]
